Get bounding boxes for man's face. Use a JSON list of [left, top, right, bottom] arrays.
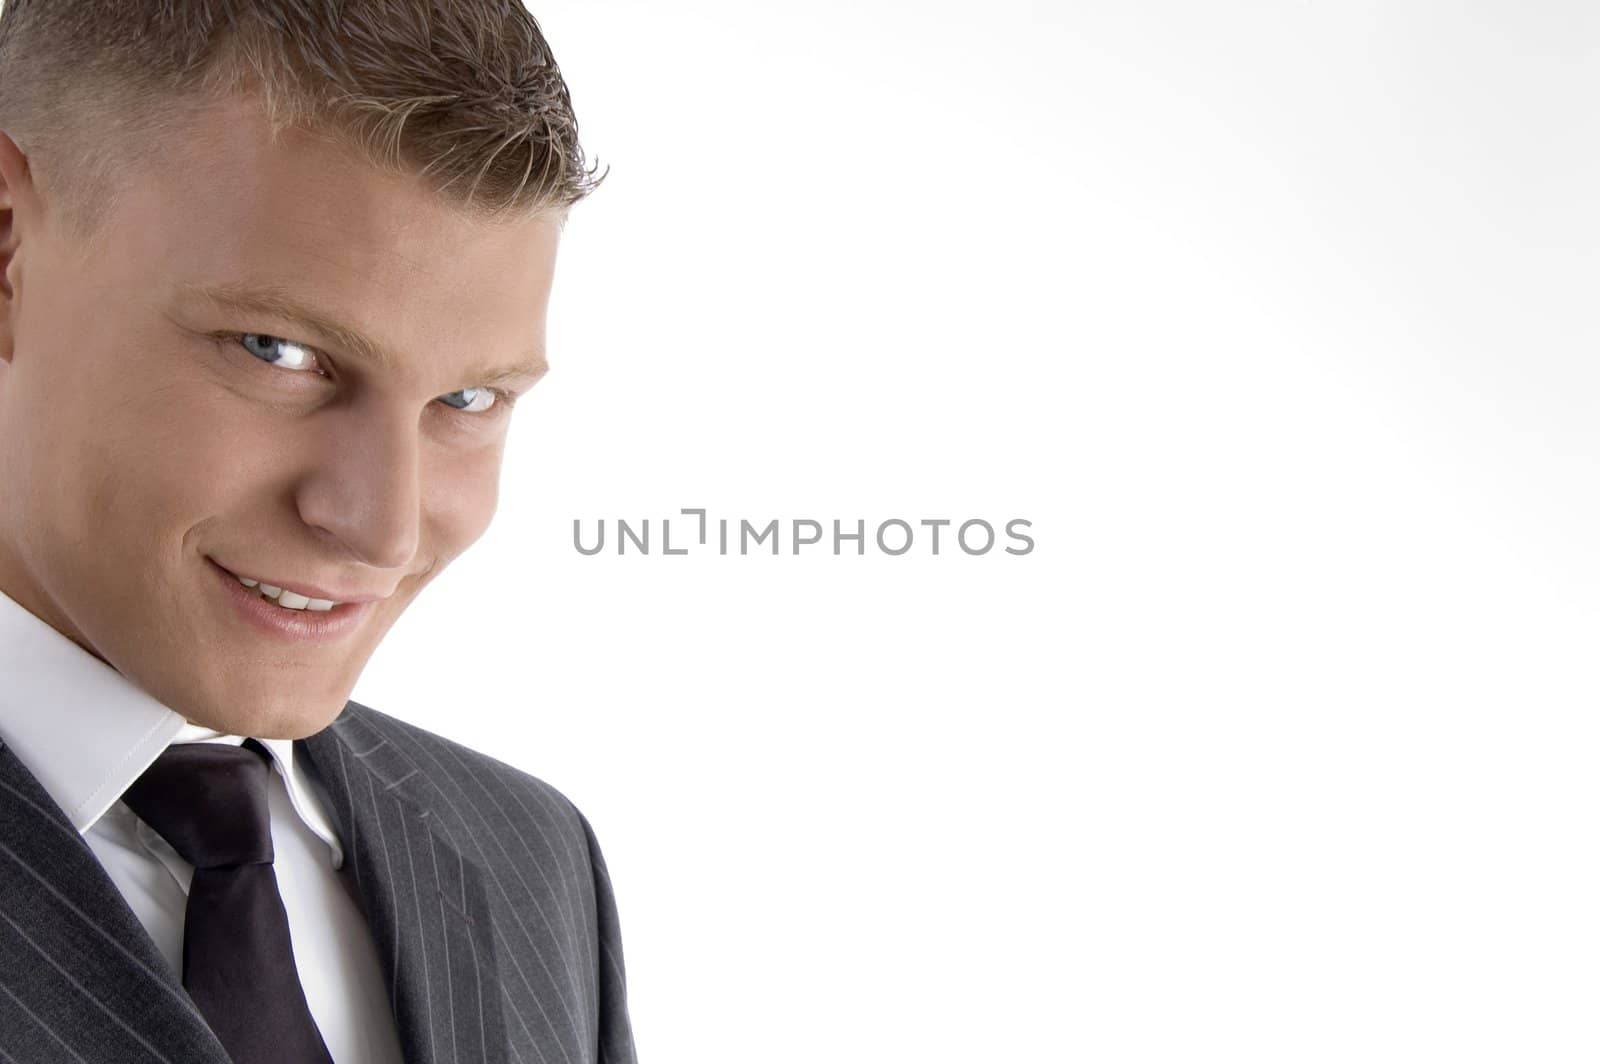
[[0, 93, 560, 739]]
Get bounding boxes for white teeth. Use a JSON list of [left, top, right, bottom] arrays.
[[232, 572, 342, 611], [277, 590, 311, 610]]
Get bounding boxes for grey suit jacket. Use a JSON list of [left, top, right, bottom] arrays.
[[0, 699, 637, 1063]]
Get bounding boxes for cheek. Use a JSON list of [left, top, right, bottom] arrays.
[[421, 448, 503, 564], [84, 386, 254, 532], [16, 370, 205, 558]]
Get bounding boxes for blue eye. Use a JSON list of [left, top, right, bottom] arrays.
[[239, 332, 318, 372], [438, 387, 497, 414]]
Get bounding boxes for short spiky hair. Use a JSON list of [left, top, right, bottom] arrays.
[[0, 0, 604, 240]]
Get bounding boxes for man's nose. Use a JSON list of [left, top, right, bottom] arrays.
[[295, 408, 422, 571]]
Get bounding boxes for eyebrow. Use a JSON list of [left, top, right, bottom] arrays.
[[173, 280, 549, 388]]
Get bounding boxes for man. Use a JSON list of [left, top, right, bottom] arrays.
[[0, 1, 635, 1062]]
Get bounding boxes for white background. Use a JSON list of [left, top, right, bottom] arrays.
[[353, 2, 1600, 1060]]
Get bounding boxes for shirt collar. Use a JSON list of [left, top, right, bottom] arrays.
[[0, 584, 345, 868]]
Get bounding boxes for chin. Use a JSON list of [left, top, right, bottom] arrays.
[[236, 708, 342, 741], [102, 614, 367, 739], [175, 687, 350, 740]]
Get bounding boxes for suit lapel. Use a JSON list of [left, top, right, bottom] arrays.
[[298, 705, 509, 1064], [0, 740, 230, 1063]]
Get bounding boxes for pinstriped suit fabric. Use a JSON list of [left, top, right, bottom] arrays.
[[0, 699, 637, 1064], [0, 741, 227, 1062]]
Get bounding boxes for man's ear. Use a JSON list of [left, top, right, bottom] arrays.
[[0, 129, 37, 367]]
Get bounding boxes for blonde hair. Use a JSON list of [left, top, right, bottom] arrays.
[[0, 0, 605, 240]]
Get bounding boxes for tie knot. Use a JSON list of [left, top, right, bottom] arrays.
[[121, 739, 275, 869]]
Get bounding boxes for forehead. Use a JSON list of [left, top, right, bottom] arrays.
[[98, 93, 560, 377]]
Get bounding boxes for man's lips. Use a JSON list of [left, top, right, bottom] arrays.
[[207, 557, 377, 641], [207, 557, 391, 604]]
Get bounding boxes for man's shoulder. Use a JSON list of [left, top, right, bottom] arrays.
[[325, 697, 595, 847]]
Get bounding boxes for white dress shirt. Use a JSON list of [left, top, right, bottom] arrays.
[[0, 586, 404, 1064]]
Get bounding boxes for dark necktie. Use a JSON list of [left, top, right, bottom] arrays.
[[121, 739, 334, 1064]]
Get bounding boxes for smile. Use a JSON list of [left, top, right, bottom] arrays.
[[205, 557, 378, 643], [230, 574, 340, 612]]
